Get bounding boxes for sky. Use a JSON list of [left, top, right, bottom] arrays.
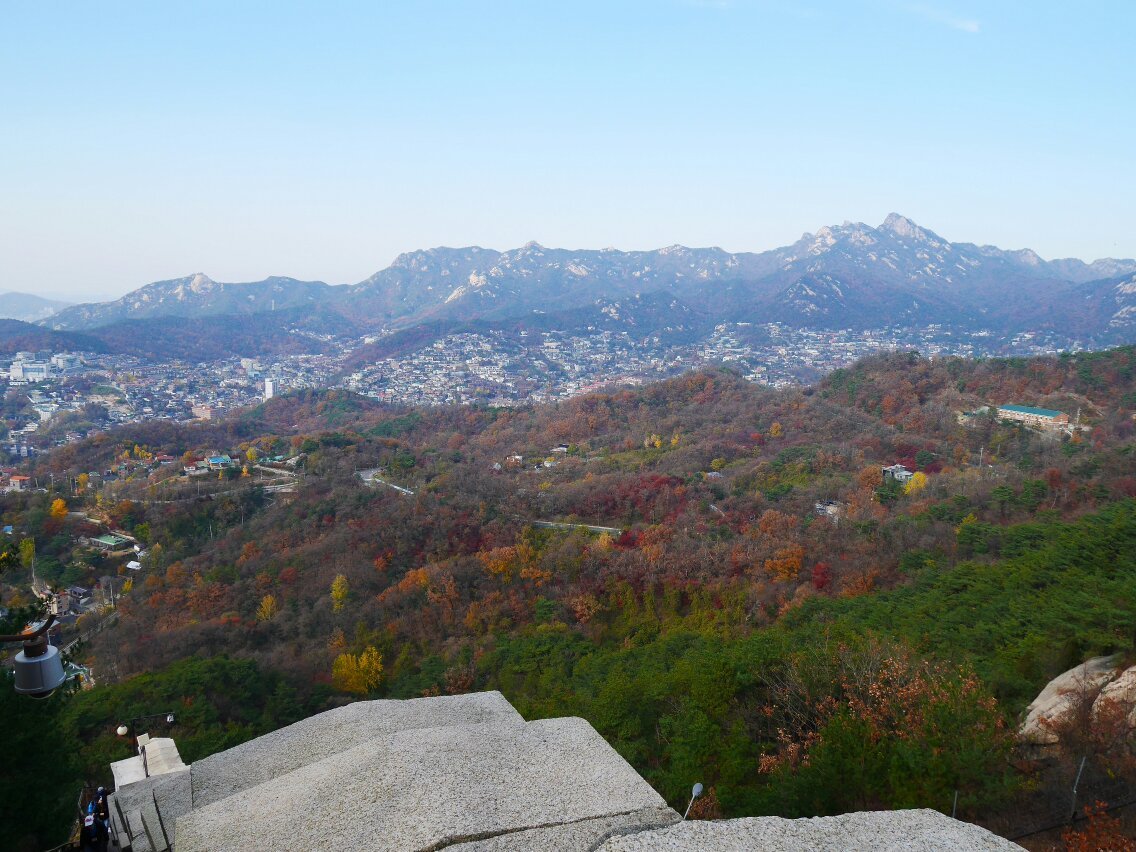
[[2, 1, 1133, 302]]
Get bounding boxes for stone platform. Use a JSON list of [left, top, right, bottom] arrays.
[[106, 690, 1021, 851]]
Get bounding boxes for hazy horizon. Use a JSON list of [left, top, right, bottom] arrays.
[[3, 1, 1134, 302]]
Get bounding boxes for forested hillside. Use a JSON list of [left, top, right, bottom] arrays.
[[5, 347, 1136, 848]]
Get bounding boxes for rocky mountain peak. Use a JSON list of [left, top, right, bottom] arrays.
[[880, 213, 921, 239], [186, 273, 216, 293]]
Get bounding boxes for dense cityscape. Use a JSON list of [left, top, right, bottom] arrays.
[[3, 322, 1089, 458]]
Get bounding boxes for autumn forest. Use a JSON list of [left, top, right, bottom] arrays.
[[4, 347, 1136, 850]]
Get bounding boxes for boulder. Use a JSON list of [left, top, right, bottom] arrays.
[[1092, 663, 1136, 726], [1019, 656, 1118, 745]]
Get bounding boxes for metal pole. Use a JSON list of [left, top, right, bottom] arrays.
[[952, 789, 958, 819], [1070, 755, 1087, 823], [683, 783, 704, 820]]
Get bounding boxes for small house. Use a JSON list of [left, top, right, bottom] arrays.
[[90, 534, 130, 552], [882, 464, 913, 483]]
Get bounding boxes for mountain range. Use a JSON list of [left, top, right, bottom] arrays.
[[0, 292, 72, 323], [35, 215, 1136, 355]]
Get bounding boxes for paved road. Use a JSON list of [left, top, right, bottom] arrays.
[[357, 470, 416, 496], [529, 520, 624, 535]]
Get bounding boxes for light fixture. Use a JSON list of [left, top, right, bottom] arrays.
[[2, 615, 67, 699]]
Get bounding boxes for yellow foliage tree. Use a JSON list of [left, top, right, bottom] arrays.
[[330, 574, 349, 611], [256, 594, 278, 622], [955, 512, 978, 534], [769, 421, 783, 439], [479, 547, 516, 583], [50, 498, 68, 519], [764, 544, 805, 582], [903, 471, 928, 495], [517, 543, 551, 585], [332, 646, 384, 695], [77, 473, 90, 492]]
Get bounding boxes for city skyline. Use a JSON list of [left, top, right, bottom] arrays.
[[3, 1, 1134, 301]]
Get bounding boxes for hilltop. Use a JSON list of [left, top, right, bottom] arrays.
[[5, 347, 1136, 845]]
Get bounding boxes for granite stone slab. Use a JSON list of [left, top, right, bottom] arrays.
[[444, 806, 681, 851], [595, 810, 1023, 851], [175, 717, 670, 852], [190, 690, 524, 809]]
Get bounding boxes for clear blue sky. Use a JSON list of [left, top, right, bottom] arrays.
[[2, 1, 1133, 301]]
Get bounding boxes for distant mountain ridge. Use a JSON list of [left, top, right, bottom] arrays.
[[39, 215, 1136, 346], [0, 292, 72, 323], [46, 273, 332, 330]]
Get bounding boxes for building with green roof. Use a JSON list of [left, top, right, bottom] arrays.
[[997, 404, 1069, 430]]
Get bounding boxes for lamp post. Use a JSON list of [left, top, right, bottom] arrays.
[[116, 712, 176, 778], [683, 782, 704, 820]]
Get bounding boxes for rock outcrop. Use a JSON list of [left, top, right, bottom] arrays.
[[1019, 655, 1136, 746]]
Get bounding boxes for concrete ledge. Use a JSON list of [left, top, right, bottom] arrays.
[[112, 737, 187, 788]]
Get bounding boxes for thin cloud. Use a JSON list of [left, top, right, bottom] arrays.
[[678, 0, 735, 9], [905, 3, 980, 32], [676, 0, 823, 17]]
